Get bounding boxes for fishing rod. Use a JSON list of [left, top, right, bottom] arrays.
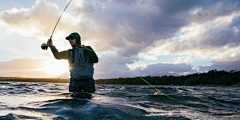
[[41, 0, 73, 50]]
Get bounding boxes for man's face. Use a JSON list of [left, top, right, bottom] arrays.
[[69, 37, 78, 46]]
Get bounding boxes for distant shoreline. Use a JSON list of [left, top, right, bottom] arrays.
[[1, 69, 240, 87], [0, 77, 239, 87], [0, 77, 69, 83]]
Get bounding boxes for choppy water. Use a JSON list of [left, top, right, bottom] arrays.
[[0, 82, 239, 120]]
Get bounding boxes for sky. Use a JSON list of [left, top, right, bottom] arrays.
[[0, 0, 240, 79]]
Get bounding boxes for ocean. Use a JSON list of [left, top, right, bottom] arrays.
[[0, 82, 239, 120]]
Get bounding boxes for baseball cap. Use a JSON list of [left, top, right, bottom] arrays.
[[65, 32, 81, 44]]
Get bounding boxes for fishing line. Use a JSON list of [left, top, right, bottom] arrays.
[[84, 48, 208, 111]]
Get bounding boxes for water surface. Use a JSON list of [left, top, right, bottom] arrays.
[[0, 82, 239, 119]]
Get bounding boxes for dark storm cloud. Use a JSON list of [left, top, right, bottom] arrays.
[[201, 27, 239, 47], [189, 0, 240, 23], [78, 0, 202, 43], [169, 21, 240, 55], [1, 0, 239, 59], [72, 0, 240, 60], [167, 0, 240, 54]]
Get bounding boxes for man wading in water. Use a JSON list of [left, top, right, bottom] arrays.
[[47, 32, 98, 93]]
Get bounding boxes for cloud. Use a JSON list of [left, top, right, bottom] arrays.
[[0, 55, 195, 79], [174, 55, 193, 64], [93, 56, 134, 79], [2, 0, 240, 58], [70, 0, 204, 54], [0, 58, 46, 71], [74, 0, 239, 52], [0, 58, 54, 78], [198, 61, 240, 73], [133, 62, 194, 77], [189, 0, 240, 23], [147, 1, 240, 67], [151, 13, 240, 55], [0, 56, 133, 79], [213, 47, 240, 63], [0, 58, 69, 78], [138, 52, 157, 60], [94, 56, 195, 78], [198, 46, 240, 72], [0, 0, 206, 55], [1, 0, 240, 78], [0, 69, 54, 78], [1, 0, 58, 37]]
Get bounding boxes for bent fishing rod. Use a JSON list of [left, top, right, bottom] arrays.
[[41, 0, 73, 50]]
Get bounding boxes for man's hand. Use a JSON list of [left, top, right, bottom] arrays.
[[47, 38, 54, 49], [79, 45, 86, 48]]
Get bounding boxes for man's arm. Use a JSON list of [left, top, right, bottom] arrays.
[[47, 38, 69, 60], [83, 46, 98, 63], [50, 46, 69, 60]]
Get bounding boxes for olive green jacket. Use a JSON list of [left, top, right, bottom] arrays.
[[50, 46, 98, 63]]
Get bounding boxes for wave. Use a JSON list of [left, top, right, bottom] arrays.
[[0, 113, 40, 120], [207, 96, 240, 105]]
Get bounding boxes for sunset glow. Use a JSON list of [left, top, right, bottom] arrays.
[[0, 0, 240, 79], [45, 60, 69, 75]]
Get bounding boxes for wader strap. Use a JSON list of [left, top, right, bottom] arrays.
[[72, 49, 75, 63]]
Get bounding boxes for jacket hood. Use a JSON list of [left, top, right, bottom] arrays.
[[65, 32, 81, 47]]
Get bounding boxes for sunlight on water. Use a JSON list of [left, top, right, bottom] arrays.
[[0, 95, 62, 107], [0, 110, 58, 119]]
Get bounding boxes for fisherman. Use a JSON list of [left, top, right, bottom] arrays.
[[47, 32, 98, 93]]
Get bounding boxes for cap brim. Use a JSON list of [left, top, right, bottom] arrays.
[[65, 35, 75, 40]]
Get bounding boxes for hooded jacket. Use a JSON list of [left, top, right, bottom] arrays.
[[50, 45, 98, 80]]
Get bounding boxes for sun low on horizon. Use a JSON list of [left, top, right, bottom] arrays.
[[45, 59, 69, 76]]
